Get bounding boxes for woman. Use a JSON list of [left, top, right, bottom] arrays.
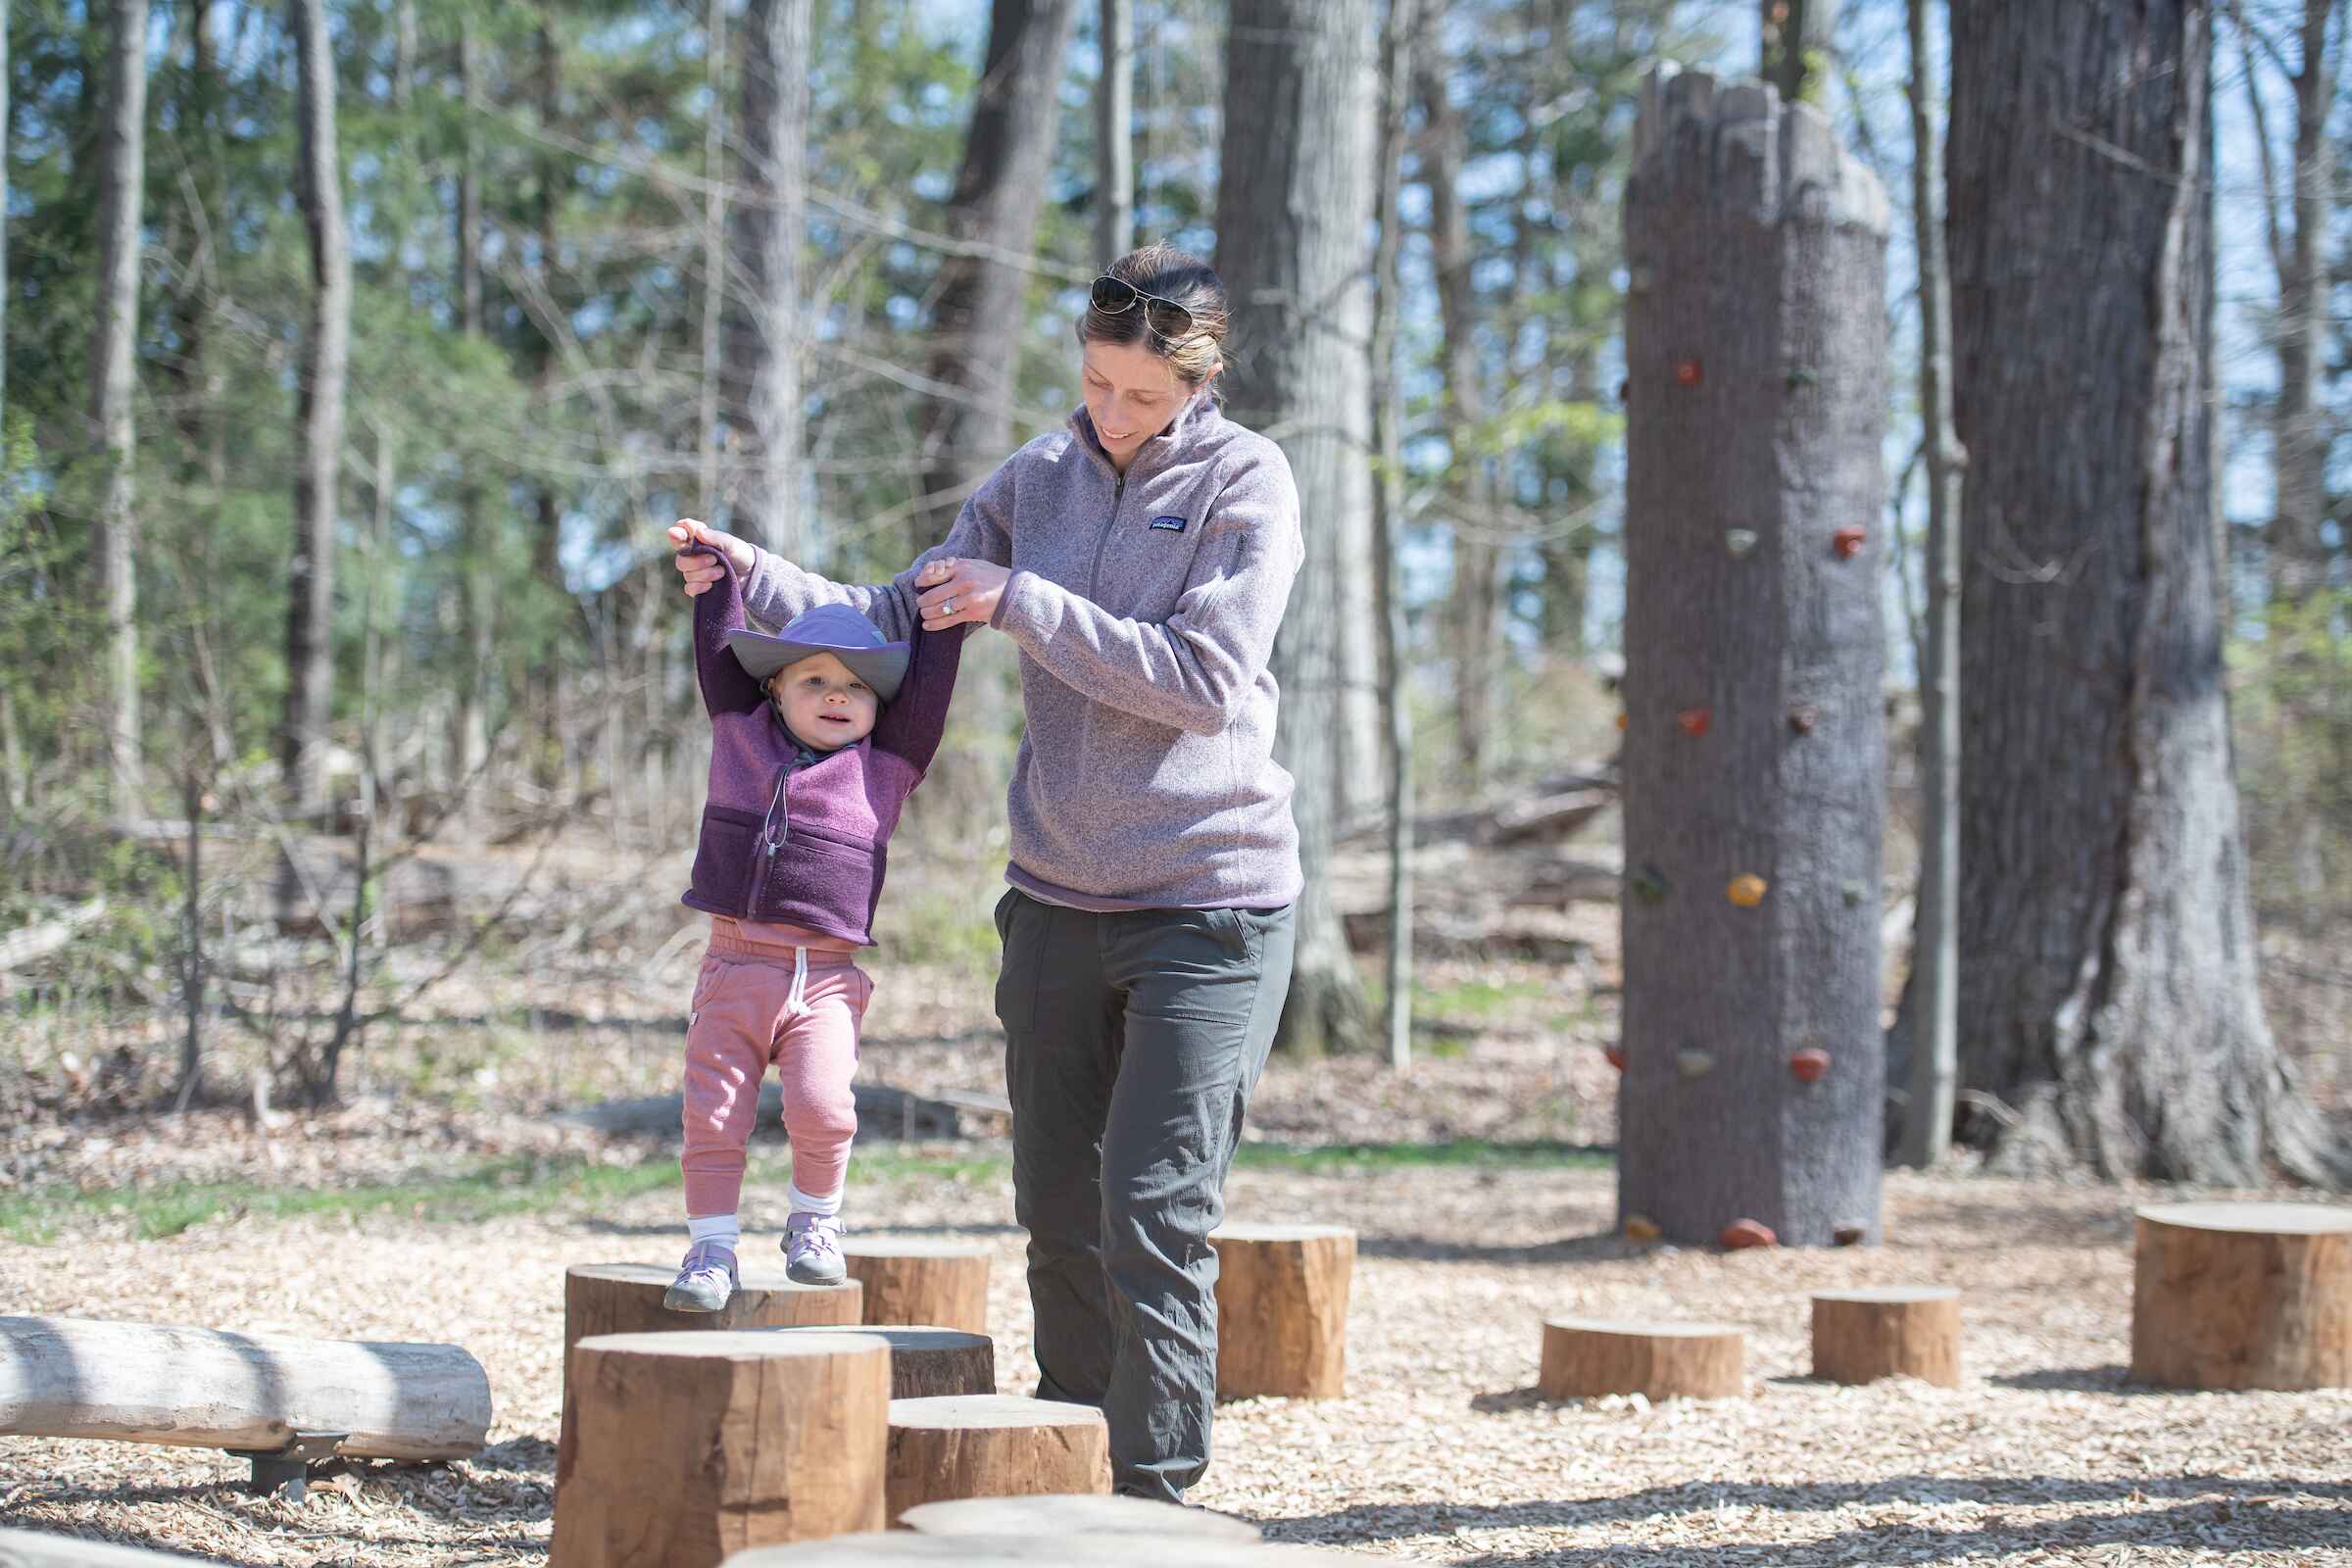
[[668, 245, 1300, 1504]]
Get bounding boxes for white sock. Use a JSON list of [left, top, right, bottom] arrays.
[[688, 1213, 741, 1250], [786, 1181, 843, 1218]]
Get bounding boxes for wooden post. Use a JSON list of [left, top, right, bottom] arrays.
[[0, 1316, 490, 1460], [840, 1238, 994, 1336], [1617, 64, 1890, 1247], [563, 1263, 861, 1400], [1538, 1318, 1745, 1401], [554, 1330, 889, 1567], [761, 1326, 994, 1399], [1210, 1223, 1354, 1399], [1809, 1288, 1960, 1387], [898, 1494, 1260, 1541], [2131, 1202, 2352, 1391], [882, 1394, 1109, 1524]]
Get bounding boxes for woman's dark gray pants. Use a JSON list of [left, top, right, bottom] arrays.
[[994, 889, 1297, 1504]]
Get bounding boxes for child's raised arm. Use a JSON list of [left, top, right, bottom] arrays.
[[684, 545, 766, 716], [871, 616, 970, 776]]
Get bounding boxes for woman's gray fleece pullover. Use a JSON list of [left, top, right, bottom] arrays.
[[740, 391, 1304, 912]]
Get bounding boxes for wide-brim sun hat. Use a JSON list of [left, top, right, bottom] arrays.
[[726, 603, 909, 703]]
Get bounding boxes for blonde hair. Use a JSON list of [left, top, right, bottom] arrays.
[[1077, 245, 1230, 386]]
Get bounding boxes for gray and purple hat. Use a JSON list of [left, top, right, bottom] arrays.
[[726, 604, 909, 703]]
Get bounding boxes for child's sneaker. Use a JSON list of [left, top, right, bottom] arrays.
[[782, 1211, 846, 1286], [662, 1240, 739, 1312]]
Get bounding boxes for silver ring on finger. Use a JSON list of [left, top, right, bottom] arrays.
[[942, 597, 956, 614]]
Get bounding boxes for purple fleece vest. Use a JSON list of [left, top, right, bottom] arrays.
[[679, 546, 966, 945]]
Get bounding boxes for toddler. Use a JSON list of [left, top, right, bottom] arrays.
[[665, 542, 966, 1309]]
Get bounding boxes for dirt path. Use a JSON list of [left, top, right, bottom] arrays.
[[3, 1162, 2347, 1565]]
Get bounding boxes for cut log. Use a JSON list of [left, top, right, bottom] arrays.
[[553, 1330, 889, 1567], [0, 1526, 216, 1565], [898, 1494, 1261, 1541], [1211, 1223, 1354, 1399], [841, 1238, 994, 1336], [882, 1394, 1109, 1524], [0, 1315, 490, 1460], [562, 1263, 860, 1401], [2131, 1202, 2352, 1391], [1809, 1288, 1961, 1387], [722, 1536, 1373, 1566], [1537, 1318, 1745, 1401], [762, 1326, 994, 1399]]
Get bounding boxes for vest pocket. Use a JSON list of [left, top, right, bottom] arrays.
[[692, 805, 765, 912], [756, 823, 882, 927]]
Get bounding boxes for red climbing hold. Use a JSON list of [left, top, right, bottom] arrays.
[[1677, 708, 1711, 737], [1833, 525, 1867, 560], [1675, 359, 1703, 387], [1789, 1048, 1832, 1083], [1720, 1219, 1778, 1250], [1603, 1045, 1627, 1072], [1833, 1222, 1868, 1247]]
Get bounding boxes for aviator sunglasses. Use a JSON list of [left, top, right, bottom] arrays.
[[1089, 274, 1197, 340]]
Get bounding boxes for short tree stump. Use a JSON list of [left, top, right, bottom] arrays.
[[841, 1238, 994, 1335], [897, 1493, 1260, 1541], [721, 1534, 1341, 1566], [883, 1393, 1109, 1524], [554, 1330, 889, 1567], [1538, 1318, 1745, 1401], [2132, 1201, 2352, 1391], [1210, 1222, 1355, 1399], [1810, 1288, 1961, 1387], [762, 1325, 994, 1398], [562, 1263, 862, 1400]]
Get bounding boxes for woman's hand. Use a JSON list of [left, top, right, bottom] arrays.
[[915, 557, 1011, 630], [666, 518, 756, 597]]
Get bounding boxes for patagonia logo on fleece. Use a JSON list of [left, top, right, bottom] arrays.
[[1149, 514, 1189, 533]]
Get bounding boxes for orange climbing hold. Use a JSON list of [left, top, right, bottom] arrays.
[[1833, 525, 1867, 560], [1677, 708, 1711, 737], [1727, 874, 1768, 907], [1720, 1219, 1777, 1250], [1624, 1215, 1661, 1242], [1675, 359, 1704, 386], [1789, 1049, 1832, 1083], [1603, 1045, 1627, 1072], [1615, 711, 1629, 731]]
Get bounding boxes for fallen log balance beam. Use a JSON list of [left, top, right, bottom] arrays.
[[0, 1527, 218, 1566], [0, 1315, 492, 1461]]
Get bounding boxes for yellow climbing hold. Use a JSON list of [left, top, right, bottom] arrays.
[[1728, 874, 1768, 907], [1625, 1215, 1661, 1241]]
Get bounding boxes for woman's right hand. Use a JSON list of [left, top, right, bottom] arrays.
[[666, 518, 756, 597]]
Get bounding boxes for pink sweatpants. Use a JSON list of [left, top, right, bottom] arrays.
[[680, 926, 871, 1218]]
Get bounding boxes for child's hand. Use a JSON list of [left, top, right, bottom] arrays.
[[667, 518, 757, 597]]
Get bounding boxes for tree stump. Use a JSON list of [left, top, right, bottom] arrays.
[[2131, 1202, 2352, 1391], [1210, 1223, 1354, 1399], [1617, 64, 1891, 1247], [1538, 1318, 1745, 1401], [840, 1238, 994, 1336], [762, 1326, 994, 1398], [721, 1536, 1366, 1566], [553, 1330, 888, 1568], [562, 1263, 861, 1400], [882, 1394, 1109, 1524], [1809, 1288, 1961, 1387], [898, 1494, 1260, 1542]]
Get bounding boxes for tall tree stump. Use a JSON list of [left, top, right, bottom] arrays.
[[763, 1326, 995, 1398], [1538, 1318, 1745, 1401], [882, 1394, 1109, 1524], [841, 1238, 993, 1335], [1211, 1223, 1354, 1399], [1618, 65, 1890, 1247], [898, 1494, 1261, 1542], [553, 1330, 888, 1567], [2131, 1202, 2352, 1391], [1809, 1288, 1961, 1387], [563, 1263, 861, 1400]]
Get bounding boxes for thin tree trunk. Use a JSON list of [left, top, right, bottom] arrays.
[[1371, 0, 1419, 1071], [285, 0, 350, 814], [533, 15, 566, 791], [1763, 0, 1838, 103], [454, 23, 491, 793], [1895, 0, 1961, 1170], [727, 0, 811, 560], [1094, 0, 1134, 266], [2264, 0, 2337, 605], [1215, 0, 1378, 1056], [2, 0, 11, 421], [1947, 0, 2346, 1187], [174, 765, 207, 1111], [699, 0, 728, 514], [915, 0, 1081, 546], [92, 0, 151, 826]]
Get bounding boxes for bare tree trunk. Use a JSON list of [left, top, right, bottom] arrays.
[[453, 23, 492, 794], [1619, 68, 1890, 1246], [174, 765, 207, 1110], [1894, 0, 1962, 1168], [285, 0, 350, 814], [92, 0, 151, 825], [532, 15, 567, 791], [1948, 0, 2346, 1187], [1762, 0, 1838, 103], [2256, 0, 2338, 605], [727, 0, 811, 561], [915, 0, 1081, 545], [1215, 0, 1377, 1057], [1, 0, 10, 421], [1418, 51, 1500, 798], [699, 0, 729, 515], [1371, 0, 1419, 1071], [1093, 0, 1133, 266]]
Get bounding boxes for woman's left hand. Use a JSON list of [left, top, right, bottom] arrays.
[[915, 557, 1011, 630]]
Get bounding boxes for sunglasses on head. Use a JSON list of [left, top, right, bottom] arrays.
[[1090, 274, 1197, 340]]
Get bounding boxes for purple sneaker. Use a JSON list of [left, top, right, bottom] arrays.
[[782, 1212, 845, 1286], [662, 1240, 739, 1312]]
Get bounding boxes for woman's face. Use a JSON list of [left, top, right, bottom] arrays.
[[1081, 340, 1196, 465]]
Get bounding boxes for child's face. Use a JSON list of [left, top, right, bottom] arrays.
[[768, 653, 879, 750]]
